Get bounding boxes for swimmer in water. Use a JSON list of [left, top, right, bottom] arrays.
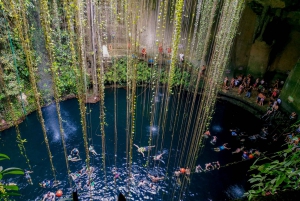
[[40, 180, 51, 188], [149, 183, 157, 190], [232, 146, 244, 154], [205, 163, 214, 171], [112, 168, 121, 181], [71, 148, 80, 158], [185, 167, 191, 176], [213, 161, 220, 170], [174, 170, 181, 177], [153, 150, 167, 163], [195, 165, 204, 173], [148, 174, 164, 182], [210, 136, 217, 145], [89, 145, 98, 156], [86, 179, 95, 190], [42, 191, 55, 201], [138, 180, 147, 187], [134, 144, 155, 157], [24, 169, 33, 185], [203, 130, 211, 138], [213, 143, 231, 152], [69, 170, 83, 181], [68, 155, 81, 162]]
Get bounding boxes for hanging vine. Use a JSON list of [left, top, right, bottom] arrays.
[[168, 0, 184, 93], [39, 0, 72, 186], [5, 0, 57, 180]]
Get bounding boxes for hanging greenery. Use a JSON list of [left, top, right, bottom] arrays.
[[168, 0, 184, 93], [39, 0, 72, 186], [5, 0, 57, 180]]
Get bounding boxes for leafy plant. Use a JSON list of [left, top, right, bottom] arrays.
[[0, 153, 24, 199], [245, 144, 300, 200]]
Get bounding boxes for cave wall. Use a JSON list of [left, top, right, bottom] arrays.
[[269, 31, 300, 72], [232, 4, 257, 76], [230, 0, 300, 80], [280, 61, 300, 114]]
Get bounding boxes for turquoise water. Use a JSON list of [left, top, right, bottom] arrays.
[[0, 88, 262, 200]]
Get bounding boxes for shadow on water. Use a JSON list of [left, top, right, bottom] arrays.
[[0, 88, 262, 201]]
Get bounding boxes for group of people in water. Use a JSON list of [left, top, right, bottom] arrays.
[[23, 146, 98, 199]]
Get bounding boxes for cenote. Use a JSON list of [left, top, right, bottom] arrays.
[[0, 88, 262, 201], [1, 0, 300, 200]]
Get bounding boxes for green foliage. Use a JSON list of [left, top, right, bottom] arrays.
[[105, 57, 194, 90], [245, 145, 300, 200], [0, 153, 23, 199]]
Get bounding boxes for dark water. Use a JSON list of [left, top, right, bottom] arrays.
[[0, 88, 262, 201]]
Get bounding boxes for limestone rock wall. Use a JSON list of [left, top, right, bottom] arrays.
[[230, 0, 300, 80]]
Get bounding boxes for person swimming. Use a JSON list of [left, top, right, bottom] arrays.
[[153, 150, 167, 163], [70, 170, 84, 181], [185, 167, 191, 176], [213, 143, 231, 152], [210, 136, 217, 145], [138, 180, 147, 187], [134, 144, 155, 157], [205, 163, 214, 171], [68, 155, 81, 162], [89, 145, 98, 156], [86, 179, 95, 190], [24, 169, 33, 185], [232, 147, 244, 154], [71, 148, 80, 158], [174, 170, 181, 177], [195, 165, 204, 173], [40, 180, 61, 188], [42, 191, 55, 201], [148, 174, 164, 182], [212, 161, 220, 170]]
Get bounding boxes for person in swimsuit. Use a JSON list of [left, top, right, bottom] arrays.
[[24, 169, 33, 185], [210, 136, 217, 145], [68, 155, 81, 162], [205, 163, 214, 171], [232, 146, 244, 154], [148, 174, 164, 182], [153, 150, 167, 163], [203, 130, 211, 139], [138, 180, 147, 187], [42, 191, 55, 201], [213, 161, 220, 170], [213, 143, 230, 152], [89, 145, 98, 156], [134, 144, 155, 157], [185, 167, 191, 176], [174, 170, 181, 177], [40, 180, 60, 188], [71, 148, 80, 158], [86, 179, 95, 190], [195, 165, 204, 173]]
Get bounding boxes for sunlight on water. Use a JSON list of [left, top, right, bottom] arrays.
[[225, 184, 245, 200], [212, 125, 222, 133]]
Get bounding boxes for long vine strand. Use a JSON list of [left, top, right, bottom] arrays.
[[39, 0, 71, 186], [190, 0, 245, 173], [96, 0, 107, 187], [168, 0, 184, 93], [73, 0, 90, 172], [62, 0, 90, 177], [8, 0, 57, 180], [0, 64, 31, 169]]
